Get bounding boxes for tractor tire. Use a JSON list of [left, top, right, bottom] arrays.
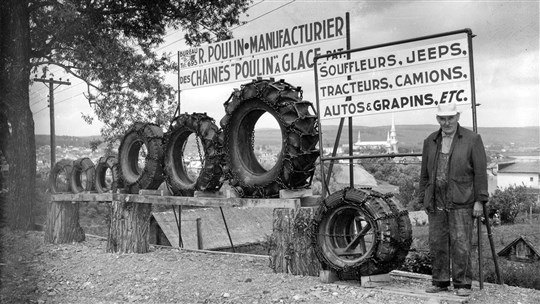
[[70, 157, 95, 193], [312, 188, 406, 277], [118, 122, 165, 194], [220, 78, 319, 198], [95, 155, 122, 193], [383, 194, 413, 269], [164, 113, 224, 196], [49, 159, 74, 193]]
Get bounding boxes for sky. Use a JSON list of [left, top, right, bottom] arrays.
[[29, 0, 539, 137]]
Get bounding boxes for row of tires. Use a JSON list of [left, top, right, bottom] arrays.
[[49, 79, 320, 198], [49, 156, 119, 194]]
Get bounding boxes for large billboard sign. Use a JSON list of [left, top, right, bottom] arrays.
[[314, 30, 475, 120], [178, 15, 348, 89]]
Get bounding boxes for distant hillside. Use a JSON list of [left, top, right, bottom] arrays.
[[35, 125, 539, 151], [257, 125, 539, 152], [36, 135, 102, 148]]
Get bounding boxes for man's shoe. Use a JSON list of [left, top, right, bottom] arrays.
[[425, 286, 448, 293], [455, 288, 472, 297]]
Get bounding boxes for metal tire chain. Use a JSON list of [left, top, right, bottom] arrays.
[[311, 187, 408, 276], [221, 78, 319, 198], [163, 113, 224, 196], [49, 159, 74, 193], [71, 157, 96, 193], [118, 122, 165, 194]]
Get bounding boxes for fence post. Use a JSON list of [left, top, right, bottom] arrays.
[[196, 217, 203, 249]]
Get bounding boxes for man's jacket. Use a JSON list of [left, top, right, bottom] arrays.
[[418, 125, 489, 211]]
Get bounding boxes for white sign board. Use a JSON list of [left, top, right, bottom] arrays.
[[315, 31, 474, 120], [178, 15, 348, 89]]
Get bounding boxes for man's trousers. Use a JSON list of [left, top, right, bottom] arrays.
[[428, 208, 474, 289]]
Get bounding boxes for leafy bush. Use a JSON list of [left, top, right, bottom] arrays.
[[489, 184, 535, 224], [398, 250, 432, 275]]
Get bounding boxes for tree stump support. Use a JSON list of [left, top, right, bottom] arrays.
[[269, 207, 321, 276], [45, 200, 85, 244], [106, 190, 152, 253]]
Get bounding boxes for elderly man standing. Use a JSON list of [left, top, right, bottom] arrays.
[[418, 103, 489, 297]]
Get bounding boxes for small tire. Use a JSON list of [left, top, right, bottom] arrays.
[[95, 156, 121, 193], [312, 188, 405, 276], [49, 159, 74, 193], [70, 157, 95, 193], [221, 79, 319, 198], [118, 122, 165, 194], [164, 113, 224, 196]]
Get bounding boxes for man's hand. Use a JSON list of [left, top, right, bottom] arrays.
[[473, 201, 484, 218]]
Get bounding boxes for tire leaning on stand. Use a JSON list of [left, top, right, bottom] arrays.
[[95, 155, 122, 193], [118, 122, 165, 194], [312, 188, 409, 277], [49, 159, 74, 193], [70, 157, 96, 193], [164, 113, 224, 196], [220, 78, 320, 198]]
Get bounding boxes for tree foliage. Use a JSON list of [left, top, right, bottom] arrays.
[[489, 184, 535, 224], [362, 158, 421, 210], [28, 0, 251, 142]]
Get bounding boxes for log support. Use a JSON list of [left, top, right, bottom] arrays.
[[107, 200, 152, 253], [269, 207, 321, 276], [45, 201, 85, 244]]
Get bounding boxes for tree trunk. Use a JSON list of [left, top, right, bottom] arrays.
[[269, 207, 321, 276], [45, 201, 85, 243], [0, 0, 36, 230], [107, 201, 152, 253]]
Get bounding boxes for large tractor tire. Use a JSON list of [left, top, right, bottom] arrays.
[[383, 194, 413, 269], [118, 122, 165, 194], [312, 188, 410, 277], [164, 113, 224, 196], [95, 155, 122, 193], [49, 159, 74, 193], [70, 157, 95, 193], [220, 78, 319, 198]]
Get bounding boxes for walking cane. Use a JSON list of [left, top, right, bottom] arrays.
[[477, 215, 484, 289], [483, 203, 503, 284]]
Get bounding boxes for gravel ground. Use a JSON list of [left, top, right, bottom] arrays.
[[1, 228, 540, 304]]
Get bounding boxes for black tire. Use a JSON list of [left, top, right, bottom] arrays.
[[118, 122, 165, 194], [70, 157, 95, 193], [95, 155, 121, 193], [164, 113, 224, 196], [49, 159, 74, 193], [383, 194, 413, 269], [312, 188, 405, 276], [220, 79, 319, 198]]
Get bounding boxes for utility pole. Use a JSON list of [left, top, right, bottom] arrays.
[[33, 76, 71, 167]]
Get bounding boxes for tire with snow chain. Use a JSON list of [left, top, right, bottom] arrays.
[[220, 79, 319, 198], [95, 155, 122, 193], [164, 113, 224, 196], [70, 157, 95, 193], [49, 159, 74, 193], [383, 194, 413, 269], [312, 188, 409, 277], [119, 122, 165, 194]]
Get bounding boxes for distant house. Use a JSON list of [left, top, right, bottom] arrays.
[[332, 164, 399, 194], [497, 236, 540, 263], [497, 160, 540, 189]]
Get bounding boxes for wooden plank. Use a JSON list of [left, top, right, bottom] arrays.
[[51, 193, 114, 202], [373, 286, 468, 304], [51, 193, 300, 208]]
